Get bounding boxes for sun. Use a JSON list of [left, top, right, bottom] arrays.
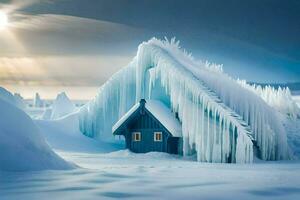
[[0, 11, 8, 30]]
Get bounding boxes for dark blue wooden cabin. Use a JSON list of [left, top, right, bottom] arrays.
[[112, 99, 182, 154]]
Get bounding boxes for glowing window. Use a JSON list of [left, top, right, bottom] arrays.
[[132, 132, 141, 141], [154, 132, 162, 142]]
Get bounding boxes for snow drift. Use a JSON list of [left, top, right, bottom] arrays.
[[36, 112, 121, 153], [42, 108, 52, 120], [0, 87, 25, 110], [0, 98, 73, 171], [79, 38, 291, 163], [14, 93, 26, 110]]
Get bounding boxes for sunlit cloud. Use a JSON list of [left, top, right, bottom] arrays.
[[0, 55, 131, 87], [1, 0, 298, 99], [0, 9, 143, 98], [0, 0, 39, 13]]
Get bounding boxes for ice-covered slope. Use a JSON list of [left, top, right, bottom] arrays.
[[36, 112, 121, 153], [42, 108, 52, 120], [0, 87, 26, 110], [0, 98, 73, 171], [79, 38, 290, 163], [51, 92, 76, 119], [14, 93, 26, 110], [0, 87, 17, 106], [237, 80, 300, 119]]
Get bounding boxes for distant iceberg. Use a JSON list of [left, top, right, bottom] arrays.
[[79, 38, 292, 163], [34, 92, 44, 108], [50, 92, 76, 120]]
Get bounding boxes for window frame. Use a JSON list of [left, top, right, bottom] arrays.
[[154, 131, 163, 142], [132, 132, 141, 142]]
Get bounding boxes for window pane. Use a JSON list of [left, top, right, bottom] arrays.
[[154, 132, 162, 141], [133, 132, 141, 141]]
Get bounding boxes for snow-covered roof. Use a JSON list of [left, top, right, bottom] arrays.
[[112, 100, 182, 137], [145, 101, 182, 137], [112, 103, 140, 133]]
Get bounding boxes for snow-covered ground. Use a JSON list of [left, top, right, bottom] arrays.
[[0, 98, 73, 171], [1, 148, 300, 200], [1, 112, 300, 200]]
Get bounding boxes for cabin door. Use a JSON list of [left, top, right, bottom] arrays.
[[130, 131, 144, 153], [167, 137, 179, 154]]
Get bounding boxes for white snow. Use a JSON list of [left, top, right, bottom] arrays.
[[13, 93, 26, 110], [36, 113, 121, 153], [292, 95, 300, 108], [0, 87, 24, 110], [79, 38, 290, 163], [51, 92, 76, 119], [146, 100, 182, 137], [1, 106, 299, 199], [112, 100, 182, 137], [42, 108, 52, 120], [112, 103, 140, 133], [0, 87, 16, 105], [1, 121, 300, 199], [0, 98, 73, 171], [237, 80, 300, 119]]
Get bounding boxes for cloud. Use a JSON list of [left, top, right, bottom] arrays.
[[0, 0, 40, 13], [1, 13, 146, 56], [0, 55, 132, 87], [0, 13, 146, 98]]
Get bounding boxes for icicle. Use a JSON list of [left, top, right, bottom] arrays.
[[79, 37, 291, 163]]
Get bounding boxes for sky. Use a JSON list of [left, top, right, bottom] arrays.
[[0, 0, 299, 99]]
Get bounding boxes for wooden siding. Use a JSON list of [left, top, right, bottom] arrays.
[[126, 110, 169, 153], [114, 103, 182, 154]]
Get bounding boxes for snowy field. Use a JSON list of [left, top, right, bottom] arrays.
[[1, 112, 300, 200], [1, 148, 300, 200]]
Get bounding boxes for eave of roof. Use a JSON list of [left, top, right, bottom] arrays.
[[112, 100, 182, 137]]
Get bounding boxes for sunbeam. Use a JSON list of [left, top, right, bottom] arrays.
[[0, 11, 8, 29]]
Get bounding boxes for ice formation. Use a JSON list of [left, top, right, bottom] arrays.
[[51, 92, 76, 119], [237, 80, 300, 119], [79, 38, 291, 163], [0, 87, 25, 110], [0, 87, 17, 105], [42, 108, 53, 120], [14, 93, 26, 110], [0, 98, 73, 171], [34, 92, 44, 107]]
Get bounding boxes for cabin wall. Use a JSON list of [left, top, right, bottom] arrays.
[[129, 129, 168, 153], [126, 110, 169, 153]]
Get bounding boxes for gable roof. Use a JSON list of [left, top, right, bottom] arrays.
[[112, 99, 182, 137]]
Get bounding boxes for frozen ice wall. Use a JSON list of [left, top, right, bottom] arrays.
[[79, 38, 290, 163], [34, 93, 44, 108], [79, 63, 136, 141], [237, 80, 300, 119]]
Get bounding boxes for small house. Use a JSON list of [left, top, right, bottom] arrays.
[[112, 99, 183, 154]]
